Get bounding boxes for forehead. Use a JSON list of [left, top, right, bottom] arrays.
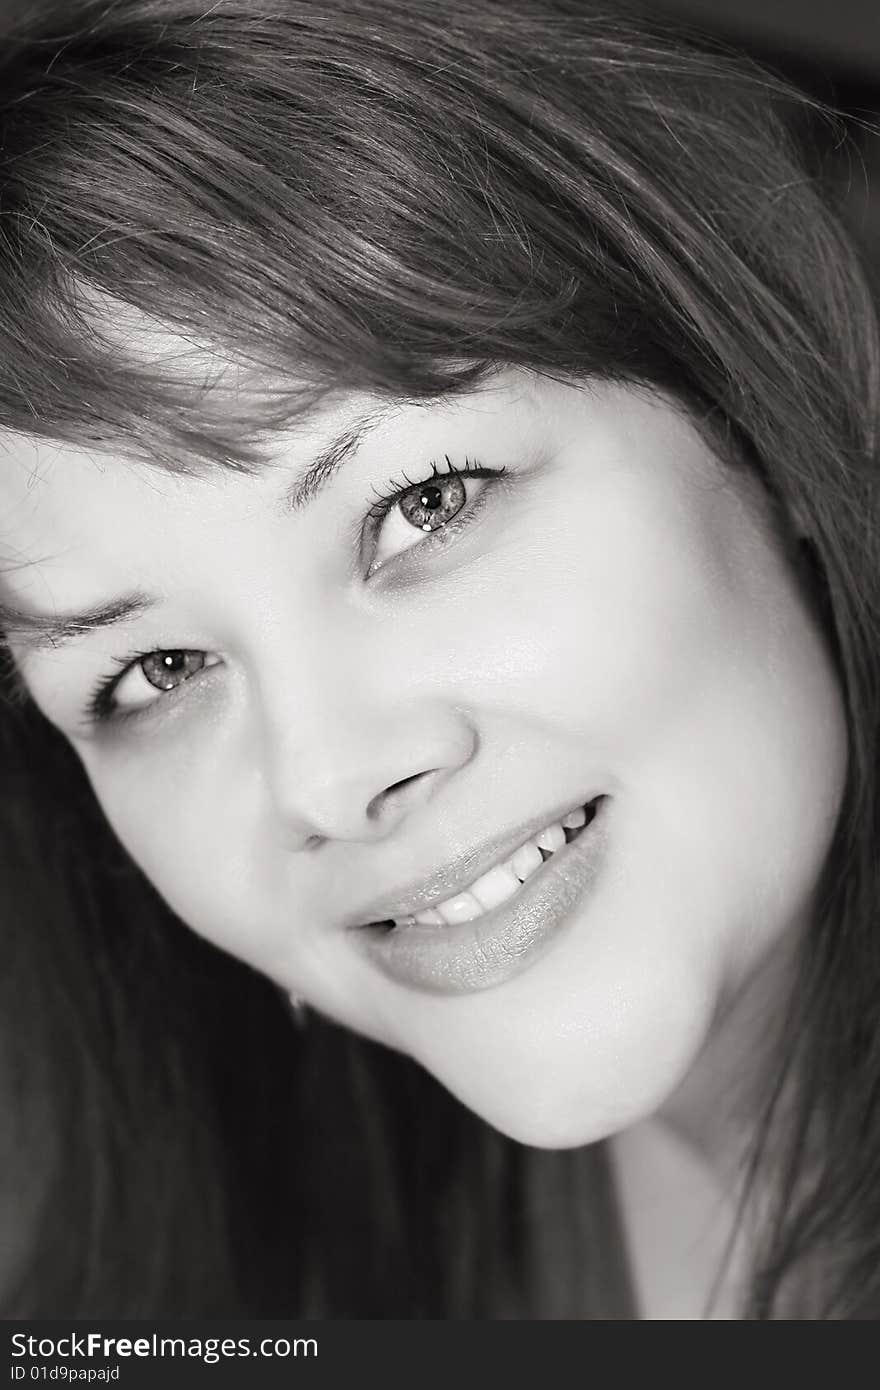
[[0, 402, 351, 615], [0, 433, 200, 617], [0, 372, 536, 615], [0, 365, 548, 534], [0, 376, 735, 617]]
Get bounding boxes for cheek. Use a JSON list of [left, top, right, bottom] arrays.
[[84, 728, 283, 972], [412, 468, 748, 763], [420, 466, 846, 883]]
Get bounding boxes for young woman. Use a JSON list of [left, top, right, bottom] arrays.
[[0, 0, 877, 1319]]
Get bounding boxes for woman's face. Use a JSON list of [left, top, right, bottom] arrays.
[[0, 370, 847, 1146]]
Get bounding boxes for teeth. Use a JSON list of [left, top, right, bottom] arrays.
[[391, 802, 596, 929], [535, 822, 566, 853], [511, 841, 543, 883], [470, 861, 522, 911], [413, 906, 446, 927], [436, 889, 484, 926]]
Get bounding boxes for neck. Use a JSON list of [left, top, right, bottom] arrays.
[[658, 920, 806, 1181], [611, 916, 809, 1318]]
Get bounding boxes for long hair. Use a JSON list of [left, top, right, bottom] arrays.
[[0, 0, 877, 1318]]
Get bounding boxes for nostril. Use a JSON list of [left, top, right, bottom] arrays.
[[389, 771, 429, 796], [368, 769, 438, 821]]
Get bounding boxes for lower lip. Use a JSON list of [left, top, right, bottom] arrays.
[[352, 796, 612, 995]]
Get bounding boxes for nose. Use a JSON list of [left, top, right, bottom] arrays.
[[260, 693, 477, 849]]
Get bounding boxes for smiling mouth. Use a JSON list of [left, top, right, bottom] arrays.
[[354, 794, 611, 995], [367, 798, 601, 932]]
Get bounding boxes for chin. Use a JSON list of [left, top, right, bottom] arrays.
[[409, 968, 720, 1151]]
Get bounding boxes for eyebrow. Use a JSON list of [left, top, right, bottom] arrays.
[[280, 405, 391, 512], [0, 593, 156, 654], [1, 406, 394, 653]]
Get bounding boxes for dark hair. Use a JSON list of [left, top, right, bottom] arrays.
[[0, 0, 878, 1318]]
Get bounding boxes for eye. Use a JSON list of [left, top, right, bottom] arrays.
[[88, 648, 220, 723], [368, 458, 504, 572]]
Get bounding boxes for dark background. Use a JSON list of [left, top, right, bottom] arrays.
[[656, 0, 880, 85], [652, 0, 880, 256]]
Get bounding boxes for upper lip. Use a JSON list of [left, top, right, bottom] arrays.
[[347, 793, 604, 928]]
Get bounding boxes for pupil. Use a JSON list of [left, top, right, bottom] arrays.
[[419, 484, 443, 511]]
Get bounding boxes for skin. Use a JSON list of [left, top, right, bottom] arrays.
[[0, 370, 848, 1183]]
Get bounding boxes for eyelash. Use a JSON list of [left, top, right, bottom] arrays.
[[85, 454, 506, 727], [367, 455, 495, 519]]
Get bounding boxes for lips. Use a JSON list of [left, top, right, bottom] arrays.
[[353, 794, 604, 929], [351, 794, 611, 995], [372, 800, 598, 930]]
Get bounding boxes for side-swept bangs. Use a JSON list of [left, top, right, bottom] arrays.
[[0, 0, 873, 483]]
